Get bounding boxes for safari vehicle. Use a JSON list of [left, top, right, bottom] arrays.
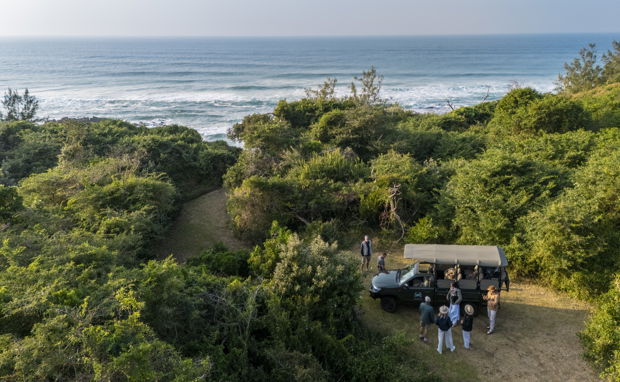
[[369, 244, 509, 313]]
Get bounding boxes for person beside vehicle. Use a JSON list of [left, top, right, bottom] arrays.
[[436, 305, 455, 354], [418, 296, 435, 343], [377, 252, 388, 274], [461, 304, 474, 349], [360, 235, 372, 272], [446, 282, 462, 326], [483, 285, 500, 334]]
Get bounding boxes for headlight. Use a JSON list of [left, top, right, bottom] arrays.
[[371, 284, 381, 293]]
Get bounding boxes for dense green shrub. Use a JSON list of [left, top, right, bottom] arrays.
[[406, 216, 442, 244], [187, 243, 250, 277], [274, 98, 355, 129], [229, 113, 300, 154], [127, 125, 239, 199], [580, 276, 620, 381], [445, 148, 569, 248], [450, 100, 498, 126], [0, 121, 62, 184], [490, 90, 591, 135], [523, 137, 620, 298], [513, 95, 591, 134], [417, 113, 468, 131], [0, 186, 22, 222], [308, 105, 403, 161], [577, 83, 620, 130]]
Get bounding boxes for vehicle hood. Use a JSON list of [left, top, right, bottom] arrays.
[[371, 271, 399, 288]]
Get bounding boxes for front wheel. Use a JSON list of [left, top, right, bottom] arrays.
[[380, 296, 397, 313]]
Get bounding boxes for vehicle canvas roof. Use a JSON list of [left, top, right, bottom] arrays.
[[403, 244, 508, 267]]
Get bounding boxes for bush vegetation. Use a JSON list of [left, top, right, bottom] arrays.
[[0, 41, 618, 380]]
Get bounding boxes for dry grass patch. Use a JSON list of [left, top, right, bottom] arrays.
[[158, 188, 248, 261]]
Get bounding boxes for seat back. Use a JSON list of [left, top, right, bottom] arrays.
[[458, 279, 478, 290], [479, 278, 499, 291]]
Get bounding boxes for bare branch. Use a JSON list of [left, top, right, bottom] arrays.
[[445, 99, 455, 111], [481, 85, 491, 102]]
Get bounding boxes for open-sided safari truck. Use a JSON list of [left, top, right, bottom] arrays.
[[369, 244, 509, 313]]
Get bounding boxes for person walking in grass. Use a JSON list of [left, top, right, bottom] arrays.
[[483, 285, 500, 334], [461, 304, 474, 349], [360, 235, 372, 272], [436, 305, 455, 354], [446, 282, 462, 326], [418, 296, 435, 343], [377, 252, 388, 274]]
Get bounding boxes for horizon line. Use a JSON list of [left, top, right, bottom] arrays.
[[1, 31, 619, 39]]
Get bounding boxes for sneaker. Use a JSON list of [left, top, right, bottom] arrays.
[[486, 330, 493, 335], [423, 337, 429, 343], [437, 350, 442, 355], [450, 346, 456, 352]]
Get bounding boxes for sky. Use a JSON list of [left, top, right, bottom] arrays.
[[1, 0, 619, 37]]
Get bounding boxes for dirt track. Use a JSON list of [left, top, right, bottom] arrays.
[[158, 188, 247, 261]]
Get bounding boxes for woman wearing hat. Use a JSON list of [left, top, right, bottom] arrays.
[[483, 285, 500, 334], [446, 282, 462, 326], [461, 304, 475, 349], [435, 305, 455, 354]]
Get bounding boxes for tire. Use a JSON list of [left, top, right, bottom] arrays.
[[380, 296, 397, 313]]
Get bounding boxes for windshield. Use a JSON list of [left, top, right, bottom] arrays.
[[399, 264, 418, 285]]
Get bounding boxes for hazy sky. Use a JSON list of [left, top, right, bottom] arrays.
[[1, 0, 618, 37]]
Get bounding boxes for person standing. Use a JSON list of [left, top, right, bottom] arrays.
[[377, 252, 388, 274], [418, 296, 435, 343], [446, 282, 462, 326], [360, 235, 372, 272], [436, 305, 455, 354], [483, 285, 500, 334], [461, 304, 474, 349]]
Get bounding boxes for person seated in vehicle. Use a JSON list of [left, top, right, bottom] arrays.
[[455, 265, 463, 280], [482, 267, 495, 279], [444, 267, 456, 280], [463, 266, 478, 280]]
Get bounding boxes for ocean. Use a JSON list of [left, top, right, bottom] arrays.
[[0, 34, 618, 141]]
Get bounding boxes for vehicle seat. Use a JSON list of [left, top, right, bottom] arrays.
[[458, 279, 477, 290], [479, 278, 499, 290]]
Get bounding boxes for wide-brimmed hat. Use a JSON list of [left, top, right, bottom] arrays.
[[487, 285, 496, 291], [464, 304, 474, 315], [439, 305, 449, 314]]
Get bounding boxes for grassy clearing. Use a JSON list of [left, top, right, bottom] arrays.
[[357, 250, 599, 382], [158, 188, 248, 261]]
